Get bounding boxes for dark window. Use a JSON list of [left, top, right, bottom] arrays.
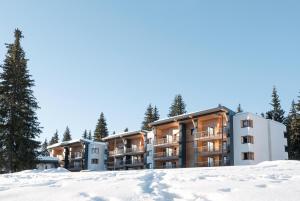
[[284, 132, 287, 138], [241, 135, 254, 144], [241, 120, 253, 128], [285, 146, 288, 152], [91, 159, 98, 164], [191, 128, 194, 135], [241, 152, 254, 160]]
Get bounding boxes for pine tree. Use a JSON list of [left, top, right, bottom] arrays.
[[266, 86, 285, 123], [94, 112, 108, 141], [168, 94, 187, 117], [49, 130, 59, 145], [124, 128, 129, 132], [40, 139, 49, 156], [286, 97, 300, 159], [87, 130, 92, 140], [112, 131, 116, 134], [0, 29, 41, 172], [237, 104, 243, 113], [141, 104, 154, 131], [62, 126, 72, 141], [153, 106, 160, 121], [82, 129, 88, 139]]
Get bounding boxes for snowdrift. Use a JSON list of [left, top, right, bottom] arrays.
[[0, 160, 299, 201]]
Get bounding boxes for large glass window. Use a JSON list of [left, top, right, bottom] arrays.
[[241, 135, 254, 144], [241, 152, 254, 160], [241, 119, 253, 128]]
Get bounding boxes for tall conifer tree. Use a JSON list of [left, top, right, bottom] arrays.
[[62, 126, 72, 141], [94, 112, 108, 141], [40, 139, 49, 156], [49, 130, 59, 145], [0, 29, 41, 172], [237, 104, 243, 113], [153, 106, 160, 121], [82, 129, 88, 139], [141, 104, 154, 131], [266, 86, 285, 123], [168, 94, 187, 117], [88, 130, 92, 140]]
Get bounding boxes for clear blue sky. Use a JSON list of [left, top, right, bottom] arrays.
[[0, 1, 299, 141]]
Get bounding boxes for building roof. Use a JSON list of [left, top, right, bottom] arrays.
[[37, 156, 59, 163], [149, 105, 233, 127], [102, 130, 147, 141], [47, 138, 106, 149]]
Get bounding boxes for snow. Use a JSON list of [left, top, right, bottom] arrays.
[[0, 160, 300, 201]]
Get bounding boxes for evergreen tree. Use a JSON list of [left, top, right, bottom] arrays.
[[141, 104, 154, 131], [49, 130, 59, 145], [153, 106, 160, 121], [82, 129, 88, 139], [94, 112, 108, 141], [261, 113, 265, 118], [266, 86, 285, 123], [237, 104, 243, 113], [124, 128, 129, 132], [112, 131, 116, 134], [62, 126, 72, 141], [168, 94, 187, 117], [40, 139, 49, 156], [286, 99, 300, 159], [0, 29, 41, 172], [87, 130, 92, 140]]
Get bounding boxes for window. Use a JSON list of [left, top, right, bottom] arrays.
[[241, 135, 254, 144], [91, 159, 98, 164], [147, 138, 152, 144], [285, 146, 288, 152], [241, 120, 253, 128], [207, 127, 214, 135], [92, 148, 99, 154], [241, 152, 254, 160], [284, 131, 287, 138]]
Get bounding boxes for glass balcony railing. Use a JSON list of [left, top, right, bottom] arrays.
[[154, 136, 179, 146]]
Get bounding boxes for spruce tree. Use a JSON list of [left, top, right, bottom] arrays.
[[0, 29, 41, 172], [62, 126, 72, 141], [287, 98, 300, 159], [124, 128, 129, 132], [82, 129, 88, 139], [266, 86, 285, 123], [153, 106, 160, 121], [94, 112, 108, 141], [237, 104, 243, 113], [88, 130, 92, 140], [49, 130, 59, 145], [40, 139, 49, 156], [141, 104, 154, 131], [168, 94, 187, 117]]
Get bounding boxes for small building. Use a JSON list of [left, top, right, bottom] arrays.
[[36, 156, 59, 170], [103, 131, 147, 170], [47, 139, 107, 171]]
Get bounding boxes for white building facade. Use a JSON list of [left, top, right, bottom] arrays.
[[233, 112, 288, 165]]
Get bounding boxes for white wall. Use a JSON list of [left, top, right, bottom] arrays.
[[87, 142, 107, 171], [268, 120, 288, 160], [233, 112, 287, 166], [146, 131, 154, 168]]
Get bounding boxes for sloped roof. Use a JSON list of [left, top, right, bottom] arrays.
[[102, 130, 147, 141], [47, 138, 106, 149]]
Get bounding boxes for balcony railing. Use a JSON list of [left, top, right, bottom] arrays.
[[194, 130, 226, 140], [109, 148, 125, 156], [194, 159, 230, 167], [155, 163, 179, 169], [154, 136, 179, 146], [154, 151, 179, 160], [196, 146, 227, 156], [125, 146, 144, 154]]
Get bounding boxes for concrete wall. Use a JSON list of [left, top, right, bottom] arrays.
[[233, 112, 287, 166], [87, 142, 107, 171]]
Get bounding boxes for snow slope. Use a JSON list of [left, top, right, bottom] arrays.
[[0, 160, 299, 201]]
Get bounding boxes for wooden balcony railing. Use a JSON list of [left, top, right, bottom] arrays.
[[194, 130, 226, 140], [154, 136, 179, 146], [194, 159, 230, 167]]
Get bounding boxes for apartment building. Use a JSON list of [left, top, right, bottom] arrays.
[[148, 105, 288, 169], [47, 139, 106, 171], [103, 131, 146, 170]]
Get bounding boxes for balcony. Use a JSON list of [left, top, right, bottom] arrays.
[[194, 159, 230, 167], [125, 159, 144, 167], [155, 163, 179, 169], [154, 151, 179, 161], [194, 130, 226, 141], [196, 146, 227, 156], [108, 148, 125, 157], [154, 136, 179, 147], [125, 146, 144, 155]]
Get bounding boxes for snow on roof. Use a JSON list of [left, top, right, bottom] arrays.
[[102, 130, 146, 141], [47, 138, 106, 149], [149, 105, 233, 126], [37, 156, 59, 162]]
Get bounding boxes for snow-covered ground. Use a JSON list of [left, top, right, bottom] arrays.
[[0, 160, 299, 201]]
